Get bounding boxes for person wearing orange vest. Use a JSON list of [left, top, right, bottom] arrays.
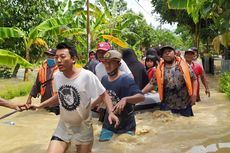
[[142, 45, 198, 117], [26, 49, 60, 115]]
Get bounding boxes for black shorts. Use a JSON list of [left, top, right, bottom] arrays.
[[51, 136, 64, 142]]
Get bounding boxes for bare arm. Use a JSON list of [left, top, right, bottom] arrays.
[[31, 94, 59, 109], [200, 72, 210, 97], [91, 96, 103, 109], [191, 79, 198, 105], [0, 98, 22, 110], [0, 98, 15, 109], [142, 83, 154, 94], [100, 92, 114, 114], [121, 93, 144, 104], [99, 92, 119, 127], [113, 93, 144, 114]]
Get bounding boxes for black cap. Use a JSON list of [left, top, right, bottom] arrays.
[[159, 45, 175, 56], [44, 49, 56, 56], [146, 55, 158, 62], [185, 48, 195, 54]]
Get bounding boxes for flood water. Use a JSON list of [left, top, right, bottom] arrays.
[[0, 75, 230, 153]]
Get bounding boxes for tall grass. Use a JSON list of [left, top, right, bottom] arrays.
[[219, 72, 230, 97], [0, 79, 34, 99]]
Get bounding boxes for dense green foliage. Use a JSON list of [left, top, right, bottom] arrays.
[[0, 66, 12, 78], [219, 72, 230, 97]]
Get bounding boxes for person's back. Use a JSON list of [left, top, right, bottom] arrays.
[[122, 48, 149, 89]]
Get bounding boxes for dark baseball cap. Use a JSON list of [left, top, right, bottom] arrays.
[[44, 49, 56, 56], [185, 48, 195, 54], [159, 45, 175, 56]]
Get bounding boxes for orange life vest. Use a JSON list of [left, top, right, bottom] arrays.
[[38, 60, 58, 96], [155, 56, 193, 101]]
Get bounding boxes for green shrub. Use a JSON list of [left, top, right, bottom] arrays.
[[0, 79, 33, 99], [219, 72, 230, 97], [0, 66, 12, 78]]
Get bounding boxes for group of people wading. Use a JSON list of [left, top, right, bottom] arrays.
[[0, 41, 210, 153]]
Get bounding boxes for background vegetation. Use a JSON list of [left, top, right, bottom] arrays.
[[219, 72, 230, 97]]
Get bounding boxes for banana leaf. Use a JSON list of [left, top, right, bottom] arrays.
[[0, 49, 32, 68]]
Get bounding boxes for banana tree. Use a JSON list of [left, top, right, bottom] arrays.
[[74, 1, 141, 51], [0, 17, 71, 80], [168, 0, 230, 50], [0, 49, 32, 68], [212, 31, 230, 52]]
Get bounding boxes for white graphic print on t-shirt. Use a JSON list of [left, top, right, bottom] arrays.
[[58, 85, 80, 111]]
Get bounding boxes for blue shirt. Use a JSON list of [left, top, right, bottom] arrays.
[[101, 73, 142, 133]]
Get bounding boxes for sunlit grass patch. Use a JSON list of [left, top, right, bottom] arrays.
[[0, 78, 34, 99]]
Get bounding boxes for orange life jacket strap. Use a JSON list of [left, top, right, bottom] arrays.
[[38, 61, 58, 96]]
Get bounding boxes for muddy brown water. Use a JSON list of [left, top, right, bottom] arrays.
[[0, 75, 230, 153]]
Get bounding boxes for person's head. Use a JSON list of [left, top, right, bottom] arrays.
[[175, 50, 181, 57], [44, 49, 56, 67], [96, 42, 111, 61], [88, 51, 95, 61], [122, 48, 138, 65], [102, 50, 121, 77], [184, 48, 195, 63], [55, 42, 77, 72], [159, 45, 176, 64], [145, 55, 157, 69], [146, 48, 160, 63], [122, 48, 137, 59], [191, 47, 198, 60]]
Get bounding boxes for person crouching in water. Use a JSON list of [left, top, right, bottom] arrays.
[[92, 50, 145, 141]]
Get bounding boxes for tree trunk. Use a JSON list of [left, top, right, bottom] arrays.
[[23, 68, 29, 81], [24, 48, 30, 81], [12, 64, 20, 78]]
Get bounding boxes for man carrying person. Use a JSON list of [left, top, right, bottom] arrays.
[[142, 45, 198, 117]]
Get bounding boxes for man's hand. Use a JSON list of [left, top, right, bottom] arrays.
[[205, 89, 210, 97], [108, 112, 119, 128], [26, 95, 33, 105], [113, 98, 127, 114], [17, 104, 30, 111]]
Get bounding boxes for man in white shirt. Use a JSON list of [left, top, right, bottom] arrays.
[[30, 42, 119, 153]]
